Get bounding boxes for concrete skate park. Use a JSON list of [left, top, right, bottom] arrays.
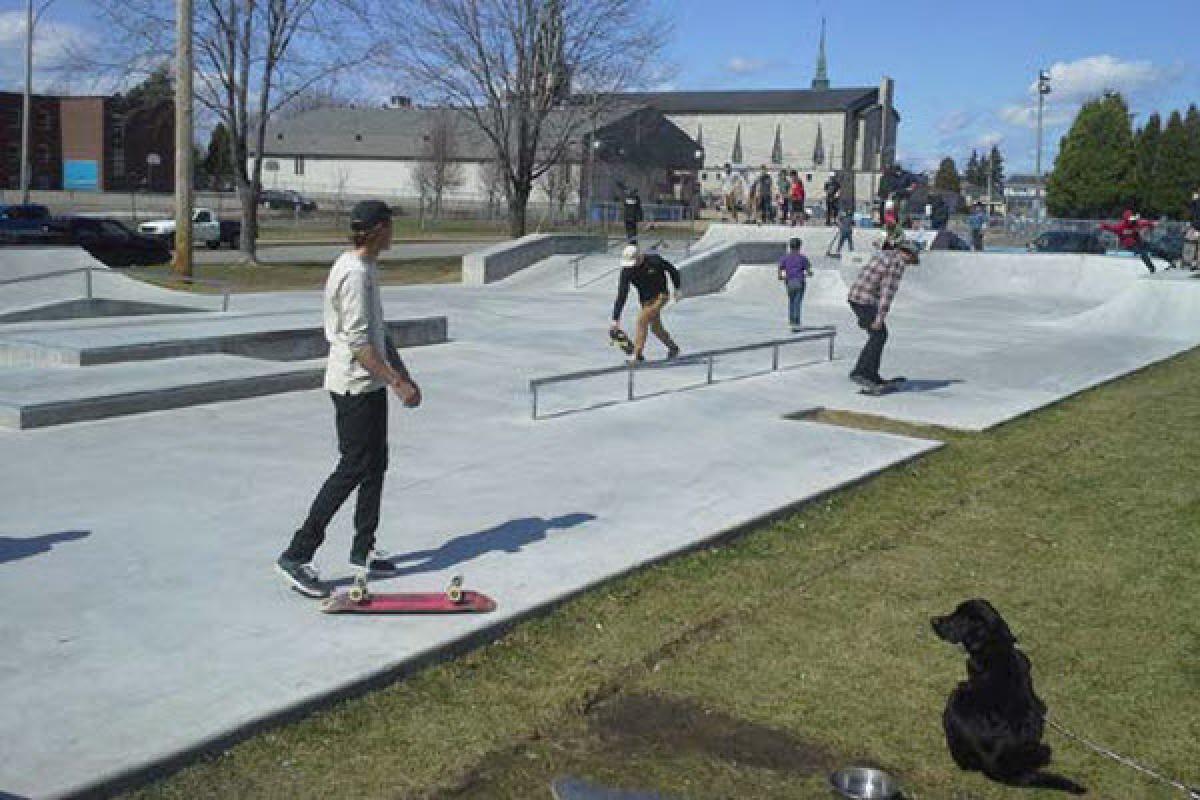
[[1, 226, 1197, 798]]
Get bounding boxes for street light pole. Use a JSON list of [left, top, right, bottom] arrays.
[[20, 0, 33, 204], [174, 0, 194, 277], [1035, 69, 1052, 227]]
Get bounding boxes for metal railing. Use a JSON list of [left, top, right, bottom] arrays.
[[567, 236, 699, 289], [528, 328, 836, 420], [0, 265, 231, 312]]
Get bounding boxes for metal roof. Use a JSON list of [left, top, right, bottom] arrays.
[[605, 87, 881, 114]]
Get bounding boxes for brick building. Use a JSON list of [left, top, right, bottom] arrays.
[[0, 91, 173, 193]]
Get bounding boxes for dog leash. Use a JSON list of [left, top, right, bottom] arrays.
[[1046, 716, 1200, 798]]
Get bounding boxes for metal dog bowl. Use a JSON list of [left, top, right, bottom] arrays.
[[829, 766, 903, 799]]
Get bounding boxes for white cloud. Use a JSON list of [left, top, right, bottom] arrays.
[[1000, 55, 1184, 131], [0, 11, 92, 91], [1031, 55, 1180, 105], [935, 110, 974, 137], [726, 57, 767, 76]]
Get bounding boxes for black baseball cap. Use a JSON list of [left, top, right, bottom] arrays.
[[350, 200, 393, 232]]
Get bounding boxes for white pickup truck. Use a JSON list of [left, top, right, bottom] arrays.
[[139, 208, 230, 250]]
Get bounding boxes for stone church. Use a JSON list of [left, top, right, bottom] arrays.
[[610, 23, 899, 213]]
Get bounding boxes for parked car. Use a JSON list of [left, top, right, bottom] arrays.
[[219, 218, 242, 249], [47, 217, 171, 267], [259, 189, 317, 212], [1028, 231, 1108, 255], [139, 208, 230, 249], [0, 203, 51, 233]]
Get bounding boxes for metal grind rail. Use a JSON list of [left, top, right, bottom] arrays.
[[0, 265, 232, 312], [529, 327, 837, 420]]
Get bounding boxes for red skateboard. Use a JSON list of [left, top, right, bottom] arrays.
[[320, 574, 497, 614]]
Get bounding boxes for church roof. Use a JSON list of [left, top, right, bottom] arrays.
[[606, 87, 880, 115]]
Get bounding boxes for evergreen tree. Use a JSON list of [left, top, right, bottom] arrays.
[[933, 157, 962, 193], [1046, 92, 1136, 218], [203, 124, 235, 189], [988, 145, 1005, 192], [1155, 111, 1191, 218], [1133, 114, 1162, 216], [965, 150, 982, 187], [1184, 104, 1200, 197]]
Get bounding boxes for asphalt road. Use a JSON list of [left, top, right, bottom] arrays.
[[193, 241, 492, 265]]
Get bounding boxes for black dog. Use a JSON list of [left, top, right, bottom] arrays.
[[931, 598, 1086, 794]]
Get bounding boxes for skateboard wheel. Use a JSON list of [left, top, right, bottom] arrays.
[[447, 575, 464, 604], [349, 586, 368, 603]]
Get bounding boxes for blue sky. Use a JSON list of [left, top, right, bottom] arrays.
[[3, 0, 1197, 176]]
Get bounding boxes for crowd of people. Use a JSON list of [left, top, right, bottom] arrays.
[[717, 164, 846, 227]]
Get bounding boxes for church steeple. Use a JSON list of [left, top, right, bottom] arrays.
[[811, 17, 830, 90]]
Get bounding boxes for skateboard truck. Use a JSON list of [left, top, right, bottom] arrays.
[[346, 572, 465, 606]]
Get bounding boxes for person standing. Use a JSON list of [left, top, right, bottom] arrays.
[[846, 239, 920, 389], [779, 172, 792, 224], [1101, 209, 1159, 273], [1184, 189, 1200, 270], [720, 164, 742, 222], [755, 166, 773, 224], [778, 237, 814, 331], [824, 173, 842, 226], [276, 201, 422, 598], [623, 187, 644, 243], [611, 244, 682, 362], [968, 204, 986, 251], [826, 209, 855, 256], [789, 171, 806, 226]]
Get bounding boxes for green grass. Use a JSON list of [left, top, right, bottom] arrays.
[[126, 257, 461, 294], [121, 350, 1200, 800]]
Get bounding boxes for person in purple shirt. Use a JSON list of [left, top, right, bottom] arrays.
[[777, 237, 814, 331]]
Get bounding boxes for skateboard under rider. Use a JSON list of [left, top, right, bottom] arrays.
[[858, 376, 907, 396], [320, 573, 497, 614]]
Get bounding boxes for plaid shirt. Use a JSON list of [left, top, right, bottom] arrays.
[[847, 250, 907, 315]]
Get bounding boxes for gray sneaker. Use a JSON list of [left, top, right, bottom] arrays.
[[275, 557, 329, 598]]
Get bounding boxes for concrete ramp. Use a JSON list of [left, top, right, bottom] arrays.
[[899, 252, 1138, 304], [0, 247, 221, 320], [1041, 272, 1200, 338], [723, 264, 849, 307]]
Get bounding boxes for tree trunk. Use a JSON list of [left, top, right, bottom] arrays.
[[236, 178, 258, 260], [508, 184, 531, 238]]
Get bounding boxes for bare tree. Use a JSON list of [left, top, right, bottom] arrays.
[[385, 0, 665, 237], [413, 111, 465, 224], [81, 0, 381, 261], [537, 160, 576, 224]]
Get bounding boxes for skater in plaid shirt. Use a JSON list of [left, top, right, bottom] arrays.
[[846, 240, 919, 389]]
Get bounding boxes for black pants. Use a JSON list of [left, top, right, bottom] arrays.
[[284, 388, 388, 563], [849, 301, 887, 381], [625, 220, 638, 243], [825, 200, 838, 226], [1132, 242, 1156, 273], [971, 230, 984, 251]]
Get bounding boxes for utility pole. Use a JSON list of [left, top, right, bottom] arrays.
[[174, 0, 194, 277], [1035, 69, 1052, 226], [20, 0, 33, 204]]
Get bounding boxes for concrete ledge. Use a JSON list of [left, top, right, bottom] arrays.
[[679, 240, 788, 297], [6, 368, 323, 430], [0, 317, 448, 368], [462, 234, 604, 285]]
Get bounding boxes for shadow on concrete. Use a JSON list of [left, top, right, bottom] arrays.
[[0, 530, 90, 566], [330, 513, 597, 585], [896, 378, 964, 392], [0, 790, 32, 800]]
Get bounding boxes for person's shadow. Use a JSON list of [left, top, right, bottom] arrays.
[[390, 512, 596, 576], [329, 513, 596, 586], [0, 531, 90, 566]]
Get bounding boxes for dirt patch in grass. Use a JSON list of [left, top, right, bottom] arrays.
[[589, 691, 839, 776]]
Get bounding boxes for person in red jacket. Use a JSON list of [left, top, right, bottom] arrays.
[[789, 170, 806, 226], [1101, 210, 1159, 273]]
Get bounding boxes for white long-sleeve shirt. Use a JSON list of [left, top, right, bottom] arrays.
[[323, 252, 388, 395]]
